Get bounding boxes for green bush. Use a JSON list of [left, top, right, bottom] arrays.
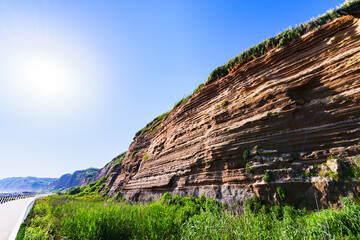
[[207, 65, 229, 82], [143, 155, 150, 161], [328, 170, 339, 181], [68, 187, 81, 195], [243, 150, 251, 160], [244, 196, 263, 214], [193, 83, 204, 95], [263, 171, 273, 183], [246, 161, 253, 174]]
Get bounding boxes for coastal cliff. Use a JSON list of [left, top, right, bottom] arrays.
[[103, 14, 360, 208]]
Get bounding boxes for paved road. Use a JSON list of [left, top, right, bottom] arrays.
[[0, 197, 36, 240]]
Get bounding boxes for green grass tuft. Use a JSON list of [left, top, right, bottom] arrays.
[[277, 187, 286, 201]]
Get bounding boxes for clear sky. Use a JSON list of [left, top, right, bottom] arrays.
[[0, 0, 345, 178]]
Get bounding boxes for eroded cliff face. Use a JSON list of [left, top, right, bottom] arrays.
[[104, 16, 360, 208]]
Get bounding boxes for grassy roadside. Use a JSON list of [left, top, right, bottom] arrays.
[[17, 194, 360, 239]]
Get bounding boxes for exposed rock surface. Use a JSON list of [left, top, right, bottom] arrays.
[[45, 168, 99, 192], [104, 16, 360, 208], [89, 152, 126, 183]]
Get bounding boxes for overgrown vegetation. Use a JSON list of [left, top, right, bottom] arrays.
[[115, 152, 126, 164], [350, 155, 360, 179], [135, 112, 169, 139], [82, 168, 99, 181], [328, 170, 339, 181], [18, 193, 221, 240], [277, 187, 287, 201], [133, 82, 205, 140], [207, 0, 360, 82], [299, 155, 360, 181], [18, 194, 360, 240], [246, 161, 253, 174], [263, 170, 273, 183], [243, 150, 251, 160], [105, 152, 127, 169], [67, 175, 110, 198], [173, 83, 205, 109]]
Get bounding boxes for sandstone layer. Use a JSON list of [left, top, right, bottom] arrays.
[[104, 16, 360, 208]]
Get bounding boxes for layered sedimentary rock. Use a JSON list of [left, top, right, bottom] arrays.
[[104, 16, 360, 208], [90, 152, 126, 183]]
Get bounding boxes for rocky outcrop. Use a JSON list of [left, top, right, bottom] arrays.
[[45, 168, 99, 192], [104, 15, 360, 208], [89, 152, 126, 183]]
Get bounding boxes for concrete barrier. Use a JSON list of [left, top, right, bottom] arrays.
[[4, 194, 49, 240]]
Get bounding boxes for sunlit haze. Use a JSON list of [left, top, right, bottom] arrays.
[[0, 0, 345, 178]]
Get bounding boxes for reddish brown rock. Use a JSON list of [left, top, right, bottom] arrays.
[[103, 16, 360, 207]]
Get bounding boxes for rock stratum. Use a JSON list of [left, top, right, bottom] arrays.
[[104, 15, 360, 208]]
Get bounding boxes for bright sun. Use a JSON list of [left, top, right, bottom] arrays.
[[0, 47, 101, 121], [17, 56, 77, 104], [0, 15, 102, 122], [1, 52, 87, 119]]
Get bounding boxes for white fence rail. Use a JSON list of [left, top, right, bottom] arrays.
[[0, 194, 35, 204]]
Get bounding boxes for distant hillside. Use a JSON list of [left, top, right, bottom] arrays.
[[0, 177, 56, 193], [45, 168, 99, 192]]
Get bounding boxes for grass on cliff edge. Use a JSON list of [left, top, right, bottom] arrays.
[[17, 194, 360, 240], [206, 0, 360, 82]]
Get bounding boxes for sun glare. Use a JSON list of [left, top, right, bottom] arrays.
[[0, 51, 92, 120], [0, 13, 104, 122], [18, 57, 76, 103], [19, 59, 75, 103]]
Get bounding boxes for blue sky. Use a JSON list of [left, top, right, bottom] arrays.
[[0, 0, 345, 178]]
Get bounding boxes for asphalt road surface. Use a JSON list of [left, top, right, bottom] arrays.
[[0, 197, 36, 240]]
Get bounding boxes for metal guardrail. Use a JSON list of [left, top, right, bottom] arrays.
[[0, 194, 35, 204]]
